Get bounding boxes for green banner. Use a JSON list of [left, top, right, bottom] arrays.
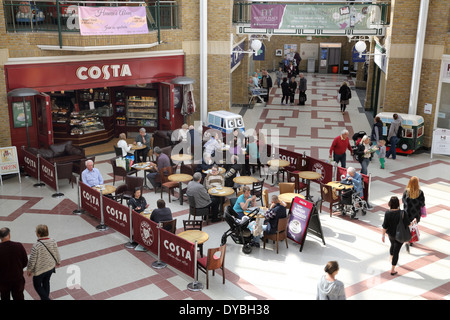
[[12, 101, 32, 128], [280, 4, 376, 30]]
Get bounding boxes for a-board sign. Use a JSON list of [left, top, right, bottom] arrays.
[[0, 146, 21, 185]]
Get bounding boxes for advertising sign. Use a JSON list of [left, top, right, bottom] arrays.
[[159, 229, 196, 278], [132, 211, 159, 254], [287, 197, 314, 246], [78, 6, 149, 36], [11, 101, 32, 128], [80, 182, 102, 220], [22, 149, 39, 179], [307, 156, 333, 184], [0, 146, 21, 185], [39, 157, 57, 191], [102, 196, 131, 238], [251, 4, 377, 30]]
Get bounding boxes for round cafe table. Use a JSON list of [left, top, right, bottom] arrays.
[[327, 181, 353, 191], [131, 144, 147, 162], [297, 171, 321, 199], [93, 184, 116, 195], [267, 159, 290, 186], [233, 175, 259, 185], [171, 154, 192, 164], [177, 229, 209, 257], [132, 162, 155, 189], [278, 192, 305, 206], [168, 173, 193, 205], [208, 186, 235, 217], [203, 167, 226, 175]]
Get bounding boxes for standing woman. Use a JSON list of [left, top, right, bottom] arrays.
[[27, 225, 61, 300], [381, 196, 410, 276], [402, 176, 425, 251], [338, 82, 352, 114], [316, 261, 346, 300], [356, 135, 376, 175]]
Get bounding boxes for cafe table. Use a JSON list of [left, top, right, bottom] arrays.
[[233, 175, 259, 186], [203, 167, 226, 175], [168, 173, 193, 205], [327, 181, 353, 191], [130, 144, 146, 161], [278, 192, 305, 207], [93, 184, 116, 196], [267, 159, 290, 186], [171, 153, 193, 165], [141, 209, 152, 221], [132, 162, 155, 189], [177, 229, 209, 257], [208, 186, 235, 217], [297, 171, 321, 199]]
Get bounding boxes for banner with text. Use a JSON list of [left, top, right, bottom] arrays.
[[102, 196, 131, 238], [159, 229, 196, 278], [287, 196, 314, 245], [39, 157, 57, 191], [80, 182, 102, 220], [251, 4, 377, 30], [78, 6, 149, 36], [22, 149, 38, 179]]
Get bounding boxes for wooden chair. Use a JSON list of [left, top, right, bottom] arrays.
[[72, 156, 95, 187], [263, 216, 289, 254], [251, 179, 265, 206], [286, 169, 308, 194], [196, 244, 227, 289], [113, 145, 123, 157], [183, 219, 203, 231], [110, 157, 137, 185], [187, 195, 210, 225], [161, 219, 177, 234], [262, 189, 269, 208], [159, 166, 178, 202], [279, 182, 295, 194], [114, 176, 144, 204], [320, 183, 341, 217], [56, 162, 74, 187]]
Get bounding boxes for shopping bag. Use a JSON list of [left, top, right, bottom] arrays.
[[125, 155, 135, 172], [409, 222, 420, 243], [420, 206, 427, 218], [337, 93, 341, 103], [115, 157, 126, 169]]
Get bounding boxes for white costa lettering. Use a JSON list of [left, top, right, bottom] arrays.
[[106, 205, 128, 223], [163, 240, 192, 261], [76, 64, 132, 81], [82, 190, 99, 206]]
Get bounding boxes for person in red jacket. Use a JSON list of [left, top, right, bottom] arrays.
[[329, 129, 353, 168], [0, 227, 28, 300]]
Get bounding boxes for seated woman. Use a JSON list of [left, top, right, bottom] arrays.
[[117, 133, 133, 157], [128, 187, 148, 214], [205, 164, 224, 189], [233, 186, 257, 218]]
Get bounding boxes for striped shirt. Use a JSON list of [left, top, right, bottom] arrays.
[[27, 238, 61, 276]]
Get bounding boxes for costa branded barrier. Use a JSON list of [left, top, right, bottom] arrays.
[[39, 157, 57, 191], [22, 148, 38, 180], [306, 156, 334, 184], [79, 181, 102, 220], [102, 195, 131, 238]]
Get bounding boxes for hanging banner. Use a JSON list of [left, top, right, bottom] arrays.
[[78, 6, 149, 36], [252, 4, 377, 30]]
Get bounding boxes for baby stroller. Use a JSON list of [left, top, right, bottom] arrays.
[[339, 179, 368, 219], [352, 131, 367, 161], [221, 202, 259, 254]]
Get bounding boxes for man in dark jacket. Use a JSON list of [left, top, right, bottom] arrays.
[[297, 73, 307, 105], [288, 76, 297, 105], [0, 227, 28, 300], [260, 69, 272, 103]]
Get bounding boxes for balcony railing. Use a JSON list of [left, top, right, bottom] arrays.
[[3, 0, 179, 33]]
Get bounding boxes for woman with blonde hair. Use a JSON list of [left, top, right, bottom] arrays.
[[117, 133, 132, 157], [402, 176, 425, 251]]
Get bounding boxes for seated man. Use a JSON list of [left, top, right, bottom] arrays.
[[134, 128, 151, 162], [186, 172, 220, 222], [344, 167, 363, 197], [146, 146, 171, 190], [81, 159, 104, 187], [224, 155, 242, 188], [233, 186, 257, 218], [150, 199, 173, 225]]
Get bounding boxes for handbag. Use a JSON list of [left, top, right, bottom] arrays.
[[409, 222, 420, 243], [420, 206, 427, 218], [395, 210, 411, 243]]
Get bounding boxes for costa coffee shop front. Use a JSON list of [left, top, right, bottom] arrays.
[[4, 50, 185, 153]]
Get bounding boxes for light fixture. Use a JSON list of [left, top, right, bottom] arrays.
[[355, 40, 367, 58], [231, 39, 264, 56], [89, 88, 93, 94]]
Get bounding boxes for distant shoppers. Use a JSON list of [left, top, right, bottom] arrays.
[[275, 67, 283, 88], [329, 129, 353, 168], [294, 51, 302, 75], [371, 116, 383, 145], [82, 159, 104, 187], [402, 176, 425, 252], [117, 133, 133, 157], [286, 61, 295, 79], [134, 127, 151, 162], [338, 82, 352, 114], [381, 196, 410, 276], [288, 76, 297, 106], [281, 77, 290, 105], [386, 113, 403, 160], [316, 261, 346, 300], [297, 73, 307, 105], [260, 69, 272, 103], [378, 140, 387, 169], [0, 227, 28, 300], [27, 224, 61, 300]]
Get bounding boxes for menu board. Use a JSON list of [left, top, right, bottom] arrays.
[[287, 196, 314, 245], [431, 128, 450, 158], [0, 146, 21, 185]]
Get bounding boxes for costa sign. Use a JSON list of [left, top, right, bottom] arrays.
[[102, 196, 130, 237], [76, 64, 132, 81]]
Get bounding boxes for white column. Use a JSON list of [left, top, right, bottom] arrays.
[[200, 0, 208, 125], [408, 0, 429, 115]]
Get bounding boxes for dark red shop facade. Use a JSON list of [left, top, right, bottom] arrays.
[[4, 50, 185, 158]]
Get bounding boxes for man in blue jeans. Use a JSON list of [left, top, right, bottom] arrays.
[[386, 113, 403, 160]]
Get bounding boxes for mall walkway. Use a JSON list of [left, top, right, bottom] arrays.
[[1, 74, 448, 301]]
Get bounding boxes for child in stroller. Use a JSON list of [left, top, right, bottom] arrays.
[[221, 199, 260, 254]]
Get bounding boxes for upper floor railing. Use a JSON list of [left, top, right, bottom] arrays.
[[3, 0, 179, 33]]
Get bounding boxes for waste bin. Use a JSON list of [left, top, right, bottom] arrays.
[[332, 66, 338, 74]]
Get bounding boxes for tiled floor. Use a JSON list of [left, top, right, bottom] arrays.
[[1, 73, 449, 301]]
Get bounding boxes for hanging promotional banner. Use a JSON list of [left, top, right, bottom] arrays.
[[251, 4, 377, 30], [78, 6, 149, 36]]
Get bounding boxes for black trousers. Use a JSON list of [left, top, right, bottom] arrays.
[[388, 235, 404, 266], [0, 278, 25, 300]]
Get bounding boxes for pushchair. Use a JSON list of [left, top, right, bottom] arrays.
[[221, 202, 260, 254], [351, 131, 367, 161], [339, 180, 368, 219]]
